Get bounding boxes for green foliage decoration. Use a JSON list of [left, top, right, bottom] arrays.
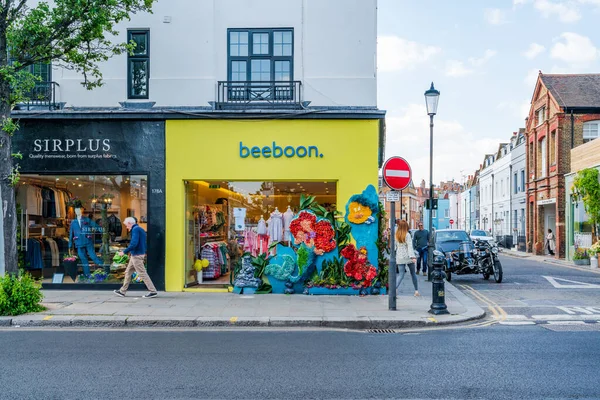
[[0, 270, 45, 316]]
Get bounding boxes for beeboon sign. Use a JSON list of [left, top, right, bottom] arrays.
[[240, 142, 324, 159]]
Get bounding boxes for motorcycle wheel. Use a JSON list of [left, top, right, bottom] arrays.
[[483, 273, 490, 280], [493, 260, 503, 283], [445, 269, 451, 282]]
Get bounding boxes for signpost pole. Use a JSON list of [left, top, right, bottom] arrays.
[[389, 197, 397, 311], [400, 190, 403, 221]]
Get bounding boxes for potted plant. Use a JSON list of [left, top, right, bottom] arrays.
[[573, 248, 590, 266], [62, 254, 79, 281]]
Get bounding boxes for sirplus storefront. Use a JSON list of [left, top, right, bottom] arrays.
[[12, 118, 166, 289], [165, 117, 385, 293]]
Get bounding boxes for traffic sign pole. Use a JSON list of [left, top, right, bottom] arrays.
[[389, 199, 397, 311]]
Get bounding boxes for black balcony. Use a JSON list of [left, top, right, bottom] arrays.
[[17, 81, 61, 110], [216, 80, 302, 109]]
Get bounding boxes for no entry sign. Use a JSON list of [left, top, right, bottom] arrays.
[[382, 157, 412, 191], [450, 219, 455, 225]]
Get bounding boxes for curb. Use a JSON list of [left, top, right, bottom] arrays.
[[2, 312, 486, 330]]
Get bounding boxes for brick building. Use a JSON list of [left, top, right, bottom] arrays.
[[525, 73, 600, 257]]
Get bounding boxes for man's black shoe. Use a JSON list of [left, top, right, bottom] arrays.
[[143, 292, 158, 298], [113, 289, 125, 297]]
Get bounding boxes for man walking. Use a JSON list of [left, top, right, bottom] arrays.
[[412, 223, 430, 276], [113, 217, 158, 298]]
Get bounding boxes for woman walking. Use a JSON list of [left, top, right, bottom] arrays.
[[395, 220, 420, 297], [546, 229, 556, 256]]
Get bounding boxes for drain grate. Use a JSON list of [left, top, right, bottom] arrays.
[[367, 329, 396, 334]]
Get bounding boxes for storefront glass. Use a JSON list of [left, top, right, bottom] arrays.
[[184, 180, 336, 287], [572, 200, 594, 248], [17, 174, 148, 284]]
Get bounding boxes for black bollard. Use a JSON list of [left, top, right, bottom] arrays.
[[429, 250, 449, 315]]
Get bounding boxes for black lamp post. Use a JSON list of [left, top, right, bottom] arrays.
[[425, 82, 440, 282]]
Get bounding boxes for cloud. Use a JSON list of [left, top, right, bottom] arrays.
[[523, 43, 546, 59], [445, 60, 473, 77], [484, 8, 508, 25], [468, 49, 497, 67], [550, 32, 599, 65], [377, 36, 441, 72], [385, 104, 505, 184], [533, 0, 581, 22], [524, 68, 541, 85], [497, 100, 532, 121]]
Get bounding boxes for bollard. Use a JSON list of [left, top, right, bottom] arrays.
[[429, 250, 449, 315]]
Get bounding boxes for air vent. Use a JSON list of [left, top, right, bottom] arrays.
[[367, 329, 396, 334]]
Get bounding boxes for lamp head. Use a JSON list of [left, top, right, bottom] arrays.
[[424, 82, 440, 116]]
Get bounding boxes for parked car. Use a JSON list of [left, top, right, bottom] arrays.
[[470, 229, 496, 246], [434, 229, 472, 254]]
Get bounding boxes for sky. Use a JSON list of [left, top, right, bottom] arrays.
[[377, 0, 600, 186]]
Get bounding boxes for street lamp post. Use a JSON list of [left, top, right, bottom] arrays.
[[425, 82, 439, 283]]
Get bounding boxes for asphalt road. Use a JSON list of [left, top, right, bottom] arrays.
[[1, 326, 599, 400], [450, 253, 600, 324]]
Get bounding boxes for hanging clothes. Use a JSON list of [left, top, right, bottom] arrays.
[[283, 207, 295, 241], [257, 217, 267, 235], [270, 210, 283, 242]]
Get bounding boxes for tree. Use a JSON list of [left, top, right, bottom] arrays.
[[0, 0, 154, 275], [572, 167, 600, 241]]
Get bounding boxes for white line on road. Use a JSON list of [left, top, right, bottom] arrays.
[[542, 276, 600, 289], [546, 321, 587, 325], [499, 321, 536, 325]]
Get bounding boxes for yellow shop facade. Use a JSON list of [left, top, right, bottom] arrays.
[[165, 116, 385, 292]]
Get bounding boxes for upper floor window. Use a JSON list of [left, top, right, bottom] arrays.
[[536, 106, 546, 126], [520, 170, 525, 192], [228, 28, 294, 83], [539, 137, 547, 177], [127, 29, 149, 99], [583, 121, 599, 143]]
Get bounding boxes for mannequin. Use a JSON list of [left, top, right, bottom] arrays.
[[270, 207, 283, 242], [256, 216, 269, 254], [283, 206, 294, 241], [69, 207, 103, 277]]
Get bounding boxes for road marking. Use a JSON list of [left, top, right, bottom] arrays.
[[542, 276, 600, 289], [499, 321, 536, 325], [557, 306, 600, 315], [532, 315, 600, 320], [459, 285, 507, 322], [229, 317, 238, 323], [546, 320, 586, 325], [427, 317, 437, 323], [43, 316, 53, 321]]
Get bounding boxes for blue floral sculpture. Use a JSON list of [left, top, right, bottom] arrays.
[[345, 185, 380, 268]]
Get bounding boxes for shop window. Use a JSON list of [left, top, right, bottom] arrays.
[[184, 180, 336, 288], [583, 121, 599, 143], [17, 174, 148, 284], [127, 29, 149, 99]]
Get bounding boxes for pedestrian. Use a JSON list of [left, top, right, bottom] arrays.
[[113, 217, 158, 298], [546, 229, 556, 256], [412, 222, 430, 276], [395, 220, 420, 297]]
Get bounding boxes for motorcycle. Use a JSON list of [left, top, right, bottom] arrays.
[[444, 239, 503, 283]]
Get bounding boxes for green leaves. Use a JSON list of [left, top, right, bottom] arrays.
[[573, 168, 600, 231], [0, 270, 45, 316], [299, 194, 317, 211]]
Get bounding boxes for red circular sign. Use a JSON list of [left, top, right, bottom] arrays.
[[382, 157, 412, 191], [450, 219, 455, 225]]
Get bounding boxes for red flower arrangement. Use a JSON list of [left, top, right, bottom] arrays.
[[290, 211, 336, 255], [340, 244, 377, 286]]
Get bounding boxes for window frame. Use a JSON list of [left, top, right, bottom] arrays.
[[227, 28, 294, 83], [127, 29, 150, 100], [583, 121, 599, 143]]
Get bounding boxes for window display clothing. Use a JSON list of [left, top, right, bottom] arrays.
[[257, 217, 267, 235], [243, 229, 269, 256], [16, 184, 69, 218], [200, 242, 228, 279], [269, 209, 283, 242], [69, 216, 104, 276], [283, 206, 294, 241]]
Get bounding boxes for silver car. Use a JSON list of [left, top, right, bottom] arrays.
[[470, 229, 496, 246]]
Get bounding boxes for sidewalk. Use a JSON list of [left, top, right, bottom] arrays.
[[0, 275, 484, 330], [503, 248, 600, 273]]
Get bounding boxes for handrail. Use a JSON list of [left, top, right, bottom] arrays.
[[216, 80, 302, 109]]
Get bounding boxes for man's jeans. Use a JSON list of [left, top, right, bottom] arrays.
[[416, 247, 428, 273]]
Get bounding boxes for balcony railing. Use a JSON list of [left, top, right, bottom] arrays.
[[216, 80, 302, 109], [18, 81, 60, 110]]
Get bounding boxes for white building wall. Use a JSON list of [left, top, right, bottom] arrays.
[[49, 0, 377, 108], [493, 147, 512, 237], [459, 189, 471, 232], [511, 139, 527, 240], [479, 164, 494, 234]]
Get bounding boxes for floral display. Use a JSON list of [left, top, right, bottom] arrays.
[[590, 241, 600, 256], [63, 254, 78, 262], [340, 244, 377, 287], [67, 197, 84, 209], [289, 211, 336, 255]]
